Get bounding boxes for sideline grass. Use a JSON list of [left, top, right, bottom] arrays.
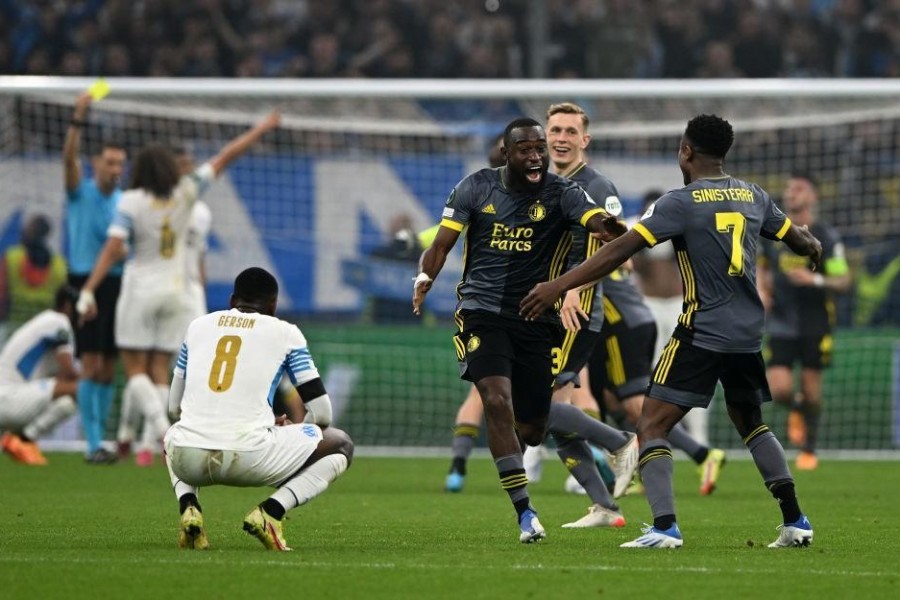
[[1, 454, 897, 599]]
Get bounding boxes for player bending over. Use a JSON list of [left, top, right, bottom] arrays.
[[164, 267, 353, 551]]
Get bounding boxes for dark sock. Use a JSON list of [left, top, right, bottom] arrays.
[[449, 423, 478, 474], [654, 514, 676, 531], [668, 422, 708, 464], [496, 454, 530, 519], [548, 402, 629, 451], [179, 493, 201, 515], [260, 498, 286, 521], [744, 428, 801, 522], [770, 481, 802, 524], [513, 497, 532, 518], [19, 432, 34, 443], [639, 439, 676, 526], [552, 434, 617, 510], [802, 406, 821, 453]]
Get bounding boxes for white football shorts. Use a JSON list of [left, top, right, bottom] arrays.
[[165, 423, 324, 487], [0, 378, 55, 430], [115, 285, 192, 353]]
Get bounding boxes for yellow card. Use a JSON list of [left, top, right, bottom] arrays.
[[87, 78, 110, 101]]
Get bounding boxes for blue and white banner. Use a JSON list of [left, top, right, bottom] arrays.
[[0, 155, 676, 316]]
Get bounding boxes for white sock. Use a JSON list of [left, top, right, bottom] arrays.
[[174, 479, 198, 500], [127, 374, 170, 442], [270, 454, 348, 512], [155, 384, 169, 409], [117, 384, 137, 443], [23, 395, 76, 440]]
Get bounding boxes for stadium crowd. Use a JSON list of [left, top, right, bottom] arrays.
[[1, 0, 897, 79]]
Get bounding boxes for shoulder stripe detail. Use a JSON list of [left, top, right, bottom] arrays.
[[633, 223, 658, 246], [440, 218, 464, 232], [774, 217, 792, 240], [579, 208, 606, 227]]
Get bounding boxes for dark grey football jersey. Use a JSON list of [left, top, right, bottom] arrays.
[[602, 268, 656, 329], [634, 176, 790, 352], [762, 221, 846, 337], [440, 167, 607, 323], [565, 163, 623, 332]]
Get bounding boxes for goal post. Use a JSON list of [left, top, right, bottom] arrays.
[[1, 77, 897, 454]]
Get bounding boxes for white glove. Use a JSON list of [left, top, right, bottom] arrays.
[[76, 289, 96, 316]]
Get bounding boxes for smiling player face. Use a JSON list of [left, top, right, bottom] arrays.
[[504, 126, 550, 190], [547, 112, 590, 173]]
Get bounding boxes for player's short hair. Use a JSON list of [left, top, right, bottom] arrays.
[[55, 284, 79, 310], [233, 267, 278, 303], [546, 102, 590, 129], [789, 171, 819, 191], [503, 117, 543, 149], [684, 114, 734, 159], [129, 144, 180, 198]]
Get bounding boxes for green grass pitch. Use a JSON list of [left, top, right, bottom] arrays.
[[1, 454, 897, 599]]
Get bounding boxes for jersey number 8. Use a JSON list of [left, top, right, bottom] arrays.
[[208, 335, 242, 392]]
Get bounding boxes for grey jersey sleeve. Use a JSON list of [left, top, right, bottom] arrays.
[[759, 187, 791, 241], [585, 176, 622, 217], [560, 183, 607, 228], [439, 175, 478, 232], [633, 192, 685, 246]]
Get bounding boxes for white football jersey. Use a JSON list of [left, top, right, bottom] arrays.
[[168, 308, 321, 450], [108, 163, 215, 295], [0, 310, 74, 384]]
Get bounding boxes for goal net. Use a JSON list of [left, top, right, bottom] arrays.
[[1, 78, 897, 453]]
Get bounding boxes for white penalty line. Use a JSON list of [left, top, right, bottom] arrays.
[[0, 554, 891, 579]]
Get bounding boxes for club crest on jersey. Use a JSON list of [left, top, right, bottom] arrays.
[[467, 335, 481, 353], [528, 201, 546, 222]]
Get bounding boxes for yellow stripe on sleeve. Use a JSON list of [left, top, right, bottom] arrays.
[[632, 223, 658, 246], [774, 217, 792, 240], [579, 208, 606, 227], [439, 218, 464, 232]]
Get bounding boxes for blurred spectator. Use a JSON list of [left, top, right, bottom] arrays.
[[696, 41, 743, 78], [0, 0, 895, 79], [733, 12, 783, 78], [0, 214, 68, 334]]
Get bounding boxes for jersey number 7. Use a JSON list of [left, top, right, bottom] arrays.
[[715, 212, 746, 276]]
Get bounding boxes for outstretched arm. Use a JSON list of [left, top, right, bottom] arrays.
[[584, 211, 628, 243], [207, 110, 281, 176], [64, 93, 92, 193], [520, 229, 647, 320], [412, 225, 460, 315], [781, 223, 823, 269]]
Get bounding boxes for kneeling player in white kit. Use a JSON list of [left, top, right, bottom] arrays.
[[164, 267, 354, 551], [0, 286, 80, 465]]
